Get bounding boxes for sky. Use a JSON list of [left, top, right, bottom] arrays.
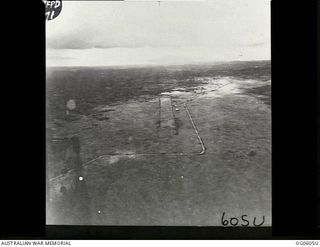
[[46, 0, 270, 67]]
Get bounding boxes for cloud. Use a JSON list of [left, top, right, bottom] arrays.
[[46, 0, 270, 49], [46, 0, 270, 65]]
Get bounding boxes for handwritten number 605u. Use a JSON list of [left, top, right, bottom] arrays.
[[221, 212, 265, 227]]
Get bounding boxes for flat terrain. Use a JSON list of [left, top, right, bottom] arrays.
[[46, 61, 271, 226]]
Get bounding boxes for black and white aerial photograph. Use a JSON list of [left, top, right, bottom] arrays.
[[46, 0, 271, 226]]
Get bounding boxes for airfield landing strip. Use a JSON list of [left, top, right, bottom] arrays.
[[47, 77, 271, 226]]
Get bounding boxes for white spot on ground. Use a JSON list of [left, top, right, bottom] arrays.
[[79, 176, 83, 181], [109, 156, 120, 164], [66, 99, 76, 110], [161, 91, 193, 97]]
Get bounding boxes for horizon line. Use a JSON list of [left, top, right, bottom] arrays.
[[46, 59, 271, 69]]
